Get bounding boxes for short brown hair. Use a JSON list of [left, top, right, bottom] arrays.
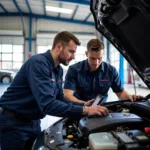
[[87, 39, 104, 52], [52, 31, 80, 49]]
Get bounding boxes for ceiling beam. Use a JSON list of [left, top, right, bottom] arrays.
[[0, 12, 94, 26], [25, 0, 32, 13], [43, 0, 46, 16], [58, 2, 62, 18], [54, 0, 90, 5], [12, 0, 25, 36], [71, 4, 79, 20], [0, 4, 8, 13], [39, 30, 95, 35], [84, 12, 91, 22], [13, 0, 22, 13]]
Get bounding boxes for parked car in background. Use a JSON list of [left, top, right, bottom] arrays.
[[0, 70, 16, 84]]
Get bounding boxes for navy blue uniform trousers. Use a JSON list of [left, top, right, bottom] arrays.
[[0, 111, 41, 150]]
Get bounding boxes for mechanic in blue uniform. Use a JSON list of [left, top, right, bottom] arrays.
[[0, 32, 109, 150], [64, 39, 142, 106]]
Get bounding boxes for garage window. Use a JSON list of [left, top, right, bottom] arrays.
[[0, 44, 24, 70], [110, 43, 129, 83], [37, 45, 52, 53], [0, 32, 24, 71]]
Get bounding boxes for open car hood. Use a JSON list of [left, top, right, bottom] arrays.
[[90, 0, 150, 88]]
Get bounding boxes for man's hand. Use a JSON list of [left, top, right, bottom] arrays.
[[116, 90, 143, 102], [129, 94, 143, 102], [84, 99, 94, 106], [88, 105, 109, 116]]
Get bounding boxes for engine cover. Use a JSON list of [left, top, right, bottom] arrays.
[[79, 113, 146, 136]]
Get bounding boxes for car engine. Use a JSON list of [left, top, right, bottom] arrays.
[[32, 96, 150, 150]]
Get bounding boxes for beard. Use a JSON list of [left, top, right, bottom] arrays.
[[58, 54, 70, 66], [60, 58, 69, 66]]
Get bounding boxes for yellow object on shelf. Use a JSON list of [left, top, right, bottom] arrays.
[[67, 135, 73, 139]]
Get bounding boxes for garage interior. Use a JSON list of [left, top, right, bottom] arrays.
[[0, 0, 150, 148]]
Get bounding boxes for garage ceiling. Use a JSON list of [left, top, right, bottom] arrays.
[[0, 0, 94, 26]]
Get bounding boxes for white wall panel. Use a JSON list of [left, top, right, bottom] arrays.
[[75, 34, 97, 46], [13, 37, 24, 45], [36, 38, 49, 46], [23, 17, 29, 37], [36, 33, 56, 38], [47, 39, 54, 45], [1, 36, 12, 44], [32, 18, 37, 37], [36, 33, 97, 51], [0, 17, 22, 30], [36, 19, 95, 33], [0, 17, 95, 35], [0, 36, 24, 45], [0, 30, 23, 35], [0, 16, 96, 60]]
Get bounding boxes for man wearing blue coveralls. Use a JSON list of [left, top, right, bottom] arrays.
[[64, 39, 142, 106], [0, 32, 108, 150]]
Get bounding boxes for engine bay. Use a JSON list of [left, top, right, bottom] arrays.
[[32, 96, 150, 150]]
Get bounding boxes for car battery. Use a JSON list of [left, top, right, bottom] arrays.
[[112, 130, 150, 150]]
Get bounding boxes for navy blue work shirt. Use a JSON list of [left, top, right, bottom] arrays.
[[0, 50, 83, 120], [64, 60, 124, 102]]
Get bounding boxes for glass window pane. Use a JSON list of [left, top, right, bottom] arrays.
[[48, 45, 52, 50], [37, 46, 47, 53], [75, 54, 86, 62], [124, 60, 128, 70], [2, 44, 12, 53], [13, 62, 23, 70], [2, 62, 12, 69], [13, 45, 23, 53], [13, 53, 23, 61], [71, 46, 87, 63], [0, 45, 1, 52], [2, 54, 12, 61], [76, 46, 86, 54]]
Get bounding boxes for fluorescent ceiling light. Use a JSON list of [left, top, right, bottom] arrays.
[[46, 6, 73, 14]]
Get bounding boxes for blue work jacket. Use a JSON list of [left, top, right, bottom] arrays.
[[64, 60, 124, 102], [0, 50, 83, 120]]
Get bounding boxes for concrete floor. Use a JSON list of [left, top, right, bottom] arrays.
[[0, 84, 149, 131]]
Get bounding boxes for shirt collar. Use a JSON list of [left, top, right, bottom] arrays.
[[83, 59, 104, 72]]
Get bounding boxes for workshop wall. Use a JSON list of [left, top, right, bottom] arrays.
[[0, 16, 97, 62]]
